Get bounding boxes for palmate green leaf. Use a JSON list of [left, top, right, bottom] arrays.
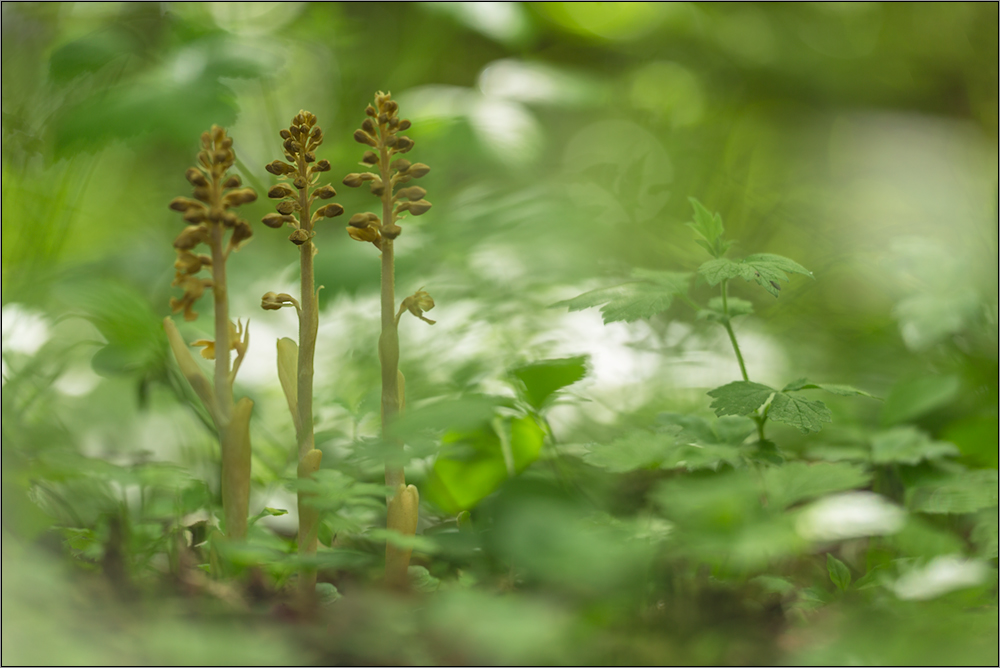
[[511, 356, 588, 411], [782, 378, 880, 399], [871, 427, 960, 465], [425, 415, 545, 514], [583, 431, 675, 473], [907, 470, 998, 514], [698, 254, 813, 297], [827, 553, 852, 591], [764, 462, 872, 509], [768, 392, 832, 434], [707, 381, 775, 417], [553, 271, 690, 324]]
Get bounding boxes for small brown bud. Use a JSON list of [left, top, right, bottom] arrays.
[[185, 168, 209, 187], [407, 163, 430, 178], [304, 152, 315, 163], [313, 185, 337, 199], [366, 105, 377, 117], [169, 197, 201, 212], [174, 250, 206, 275], [370, 179, 385, 197], [268, 184, 295, 199], [378, 113, 388, 125], [388, 117, 399, 129], [279, 129, 291, 140], [276, 200, 300, 215], [347, 225, 381, 246], [409, 199, 432, 215], [289, 229, 311, 245], [261, 292, 283, 310], [316, 203, 345, 218], [391, 159, 411, 173], [293, 113, 305, 126], [394, 137, 414, 153], [183, 208, 208, 225], [313, 159, 331, 172], [362, 151, 378, 165], [293, 176, 308, 189], [174, 225, 209, 250], [348, 213, 370, 228], [396, 186, 426, 202], [266, 160, 296, 175], [384, 135, 398, 148], [361, 118, 376, 135], [354, 130, 377, 147], [311, 126, 323, 139], [192, 186, 212, 203], [230, 220, 253, 248], [398, 119, 412, 131], [262, 213, 287, 229], [383, 100, 398, 115], [222, 211, 240, 227], [382, 224, 402, 239], [223, 175, 242, 188], [223, 188, 258, 207], [343, 173, 365, 187]]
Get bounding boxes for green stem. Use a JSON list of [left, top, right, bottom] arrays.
[[720, 279, 767, 441]]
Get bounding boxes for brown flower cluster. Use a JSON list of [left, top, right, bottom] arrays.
[[343, 92, 431, 249], [168, 126, 257, 320], [262, 110, 344, 246]]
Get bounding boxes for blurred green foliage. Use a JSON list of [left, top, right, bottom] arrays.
[[2, 2, 997, 666]]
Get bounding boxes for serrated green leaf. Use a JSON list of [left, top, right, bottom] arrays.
[[781, 378, 877, 399], [699, 254, 812, 297], [688, 197, 725, 246], [827, 553, 852, 591], [660, 413, 755, 446], [584, 431, 675, 473], [707, 381, 775, 417], [871, 427, 960, 465], [972, 511, 998, 559], [553, 271, 690, 324], [511, 356, 588, 411], [882, 375, 961, 426], [908, 470, 998, 514], [764, 462, 872, 509], [769, 392, 832, 433]]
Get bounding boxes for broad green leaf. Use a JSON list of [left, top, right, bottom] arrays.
[[943, 415, 1000, 468], [881, 375, 961, 426], [768, 392, 833, 433], [583, 431, 674, 473], [696, 296, 754, 323], [315, 582, 342, 606], [707, 381, 775, 417], [49, 28, 135, 83], [827, 553, 852, 591], [511, 356, 588, 410], [888, 516, 965, 558], [659, 413, 755, 446], [782, 378, 879, 399], [688, 198, 725, 247], [972, 511, 998, 559], [389, 395, 499, 438], [907, 470, 998, 514], [871, 427, 959, 465], [699, 254, 812, 297], [425, 415, 545, 514], [408, 565, 442, 593], [764, 462, 871, 509], [553, 271, 690, 323]]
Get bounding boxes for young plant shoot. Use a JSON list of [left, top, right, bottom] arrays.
[[344, 92, 435, 588], [165, 126, 257, 541], [260, 110, 344, 598]]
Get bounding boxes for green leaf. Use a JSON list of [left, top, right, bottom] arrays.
[[827, 553, 852, 591], [768, 392, 833, 434], [583, 431, 676, 473], [553, 271, 690, 324], [249, 507, 288, 526], [764, 462, 872, 509], [871, 427, 960, 465], [698, 254, 812, 297], [707, 381, 775, 417], [881, 375, 961, 426], [908, 470, 999, 514], [511, 356, 588, 411], [315, 582, 342, 606], [696, 296, 754, 323], [972, 511, 998, 559], [425, 415, 545, 514], [49, 28, 135, 83], [686, 198, 731, 257], [408, 565, 442, 593], [782, 378, 879, 399]]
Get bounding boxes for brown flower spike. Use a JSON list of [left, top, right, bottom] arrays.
[[344, 92, 435, 588], [260, 110, 342, 603], [165, 125, 256, 542]]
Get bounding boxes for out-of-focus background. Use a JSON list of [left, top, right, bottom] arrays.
[[3, 3, 997, 666]]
